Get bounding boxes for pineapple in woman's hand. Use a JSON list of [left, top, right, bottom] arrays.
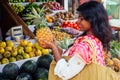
[[23, 7, 54, 46], [36, 25, 54, 46]]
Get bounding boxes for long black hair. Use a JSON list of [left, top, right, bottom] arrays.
[[77, 1, 112, 52]]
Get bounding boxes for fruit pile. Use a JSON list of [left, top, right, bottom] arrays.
[[110, 40, 120, 58], [42, 1, 64, 10], [45, 11, 76, 26], [105, 57, 120, 72], [52, 29, 72, 41], [61, 21, 80, 30], [105, 40, 120, 72], [11, 4, 25, 14], [53, 12, 76, 20], [0, 40, 50, 64], [0, 54, 53, 80]]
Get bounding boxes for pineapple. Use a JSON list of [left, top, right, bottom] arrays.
[[23, 7, 54, 46], [36, 26, 53, 46]]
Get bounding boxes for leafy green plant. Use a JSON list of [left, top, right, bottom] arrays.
[[23, 6, 48, 27], [110, 40, 120, 58], [57, 37, 74, 49]]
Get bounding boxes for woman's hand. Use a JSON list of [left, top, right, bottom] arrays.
[[37, 37, 63, 62], [37, 37, 58, 49]]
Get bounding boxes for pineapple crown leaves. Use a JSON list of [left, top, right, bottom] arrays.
[[38, 6, 48, 15], [32, 6, 48, 17], [23, 6, 49, 28], [57, 37, 74, 49], [23, 7, 42, 20], [32, 7, 40, 18], [22, 14, 38, 20]]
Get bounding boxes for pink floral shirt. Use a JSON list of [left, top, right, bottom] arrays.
[[68, 35, 105, 66]]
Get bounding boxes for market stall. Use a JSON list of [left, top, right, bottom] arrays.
[[0, 0, 120, 80]]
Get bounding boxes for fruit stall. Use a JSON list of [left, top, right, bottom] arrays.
[[0, 0, 120, 79]]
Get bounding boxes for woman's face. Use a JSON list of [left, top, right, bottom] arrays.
[[77, 15, 91, 32]]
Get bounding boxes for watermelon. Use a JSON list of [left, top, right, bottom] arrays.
[[2, 63, 19, 80], [0, 72, 3, 79], [37, 54, 53, 70], [16, 72, 32, 80], [19, 60, 37, 74], [33, 68, 48, 80]]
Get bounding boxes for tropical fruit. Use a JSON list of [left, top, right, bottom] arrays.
[[3, 51, 11, 58], [17, 46, 24, 55], [29, 52, 35, 58], [35, 49, 42, 56], [5, 46, 12, 51], [27, 42, 33, 47], [16, 55, 23, 61], [33, 7, 54, 46], [19, 60, 37, 74], [20, 40, 28, 46], [0, 72, 4, 79], [23, 53, 30, 59], [9, 57, 16, 62], [41, 49, 49, 55], [33, 68, 48, 80], [0, 41, 6, 48], [36, 27, 53, 46], [12, 46, 17, 51], [23, 7, 53, 46], [37, 54, 53, 70], [34, 42, 43, 50], [1, 58, 9, 64], [0, 47, 5, 54], [16, 73, 32, 80], [2, 63, 19, 80], [6, 40, 14, 47], [25, 46, 32, 53]]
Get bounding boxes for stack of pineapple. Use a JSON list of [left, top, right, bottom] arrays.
[[23, 7, 54, 46]]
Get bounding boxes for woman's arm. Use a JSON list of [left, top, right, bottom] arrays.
[[54, 54, 86, 80], [51, 46, 63, 62], [38, 38, 63, 62]]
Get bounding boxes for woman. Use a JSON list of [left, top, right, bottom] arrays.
[[38, 1, 112, 80]]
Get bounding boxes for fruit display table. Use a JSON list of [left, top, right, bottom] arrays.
[[0, 56, 39, 72]]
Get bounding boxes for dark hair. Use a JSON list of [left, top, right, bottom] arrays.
[[77, 1, 112, 52]]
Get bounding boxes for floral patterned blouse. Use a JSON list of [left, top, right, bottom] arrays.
[[54, 34, 105, 79], [68, 34, 105, 66]]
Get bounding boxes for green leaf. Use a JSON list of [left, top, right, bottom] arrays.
[[58, 41, 66, 49], [32, 7, 38, 15], [63, 37, 68, 49], [23, 14, 37, 20]]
